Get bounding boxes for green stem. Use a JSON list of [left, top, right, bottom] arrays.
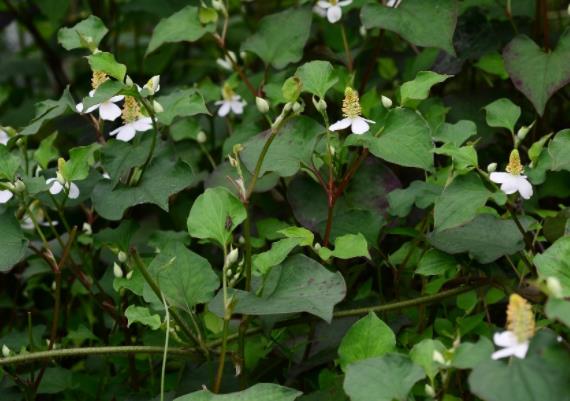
[[160, 293, 170, 401], [138, 98, 160, 180], [213, 319, 230, 393], [0, 346, 196, 366]]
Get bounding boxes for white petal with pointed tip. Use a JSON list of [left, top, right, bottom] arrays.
[[47, 178, 64, 195], [0, 189, 13, 203], [133, 117, 153, 131], [218, 101, 232, 117], [68, 183, 80, 199], [330, 118, 352, 131], [327, 5, 342, 23], [98, 102, 122, 121], [351, 117, 373, 135]]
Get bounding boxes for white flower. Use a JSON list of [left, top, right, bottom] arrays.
[[330, 87, 375, 135], [76, 90, 124, 121], [216, 86, 247, 117], [491, 331, 529, 360], [330, 116, 375, 135], [0, 189, 13, 204], [143, 75, 161, 95], [46, 177, 80, 199], [110, 117, 153, 142], [109, 96, 153, 142], [489, 150, 532, 200], [315, 0, 352, 24], [0, 129, 9, 145]]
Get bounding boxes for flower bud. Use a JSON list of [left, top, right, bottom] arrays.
[[212, 0, 225, 12], [113, 262, 123, 279], [145, 75, 161, 95], [118, 251, 128, 263], [225, 247, 239, 268], [486, 162, 497, 173], [82, 222, 93, 235], [359, 25, 367, 37], [255, 97, 270, 114], [292, 102, 303, 114], [126, 270, 134, 280], [312, 96, 327, 112], [329, 145, 336, 156], [125, 75, 134, 87], [516, 125, 530, 141], [2, 344, 10, 357], [432, 350, 446, 364], [546, 276, 563, 298], [313, 243, 322, 251], [152, 100, 164, 113], [381, 95, 393, 109], [196, 131, 207, 144], [283, 102, 293, 112], [13, 179, 25, 193], [424, 384, 436, 398]]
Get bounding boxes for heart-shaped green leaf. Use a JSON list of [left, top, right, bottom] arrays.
[[503, 30, 570, 115]]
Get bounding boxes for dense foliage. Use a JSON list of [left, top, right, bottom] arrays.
[[1, 0, 570, 400]]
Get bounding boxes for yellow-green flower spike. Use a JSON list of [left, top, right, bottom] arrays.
[[507, 294, 535, 343], [121, 96, 141, 123], [91, 71, 108, 90], [222, 83, 235, 101], [506, 149, 524, 175], [342, 87, 362, 119]]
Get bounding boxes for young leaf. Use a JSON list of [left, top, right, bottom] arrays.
[[338, 312, 396, 370], [483, 98, 521, 133], [400, 71, 451, 107], [241, 8, 312, 69], [146, 6, 216, 56], [58, 15, 108, 51], [125, 305, 161, 330], [87, 52, 127, 81], [295, 61, 338, 99], [187, 187, 247, 248]]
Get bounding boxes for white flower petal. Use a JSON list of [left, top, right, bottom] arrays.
[[109, 95, 125, 103], [317, 1, 332, 8], [68, 183, 80, 199], [218, 101, 231, 117], [511, 342, 529, 359], [313, 5, 327, 17], [491, 347, 518, 360], [48, 180, 64, 195], [133, 117, 153, 132], [0, 130, 9, 145], [493, 331, 518, 347], [500, 178, 520, 195], [98, 102, 122, 121], [0, 189, 13, 203], [230, 99, 245, 115], [115, 125, 137, 142], [351, 117, 371, 134], [327, 5, 342, 23], [516, 175, 533, 199], [489, 172, 511, 184], [76, 102, 84, 113], [339, 0, 353, 6], [329, 118, 352, 131]]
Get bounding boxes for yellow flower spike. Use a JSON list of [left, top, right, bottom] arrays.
[[506, 294, 535, 343], [121, 96, 142, 124], [341, 87, 362, 119], [91, 71, 108, 90], [506, 149, 524, 176]]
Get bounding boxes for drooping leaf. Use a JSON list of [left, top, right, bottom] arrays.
[[416, 249, 457, 276], [58, 15, 108, 51], [295, 61, 338, 98], [240, 117, 324, 177], [156, 89, 209, 125], [20, 88, 75, 136], [174, 383, 302, 401], [548, 129, 570, 172], [143, 242, 219, 309], [87, 52, 127, 81], [348, 108, 433, 171], [503, 29, 570, 115], [125, 305, 162, 330], [483, 98, 521, 133], [318, 233, 371, 261], [146, 6, 216, 55], [241, 8, 312, 69], [361, 0, 458, 55], [338, 312, 396, 370], [187, 186, 247, 248], [0, 213, 29, 272], [428, 214, 524, 263], [434, 173, 494, 231], [92, 158, 200, 220], [209, 254, 346, 322], [343, 354, 425, 401], [534, 236, 570, 297], [400, 71, 451, 107]]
